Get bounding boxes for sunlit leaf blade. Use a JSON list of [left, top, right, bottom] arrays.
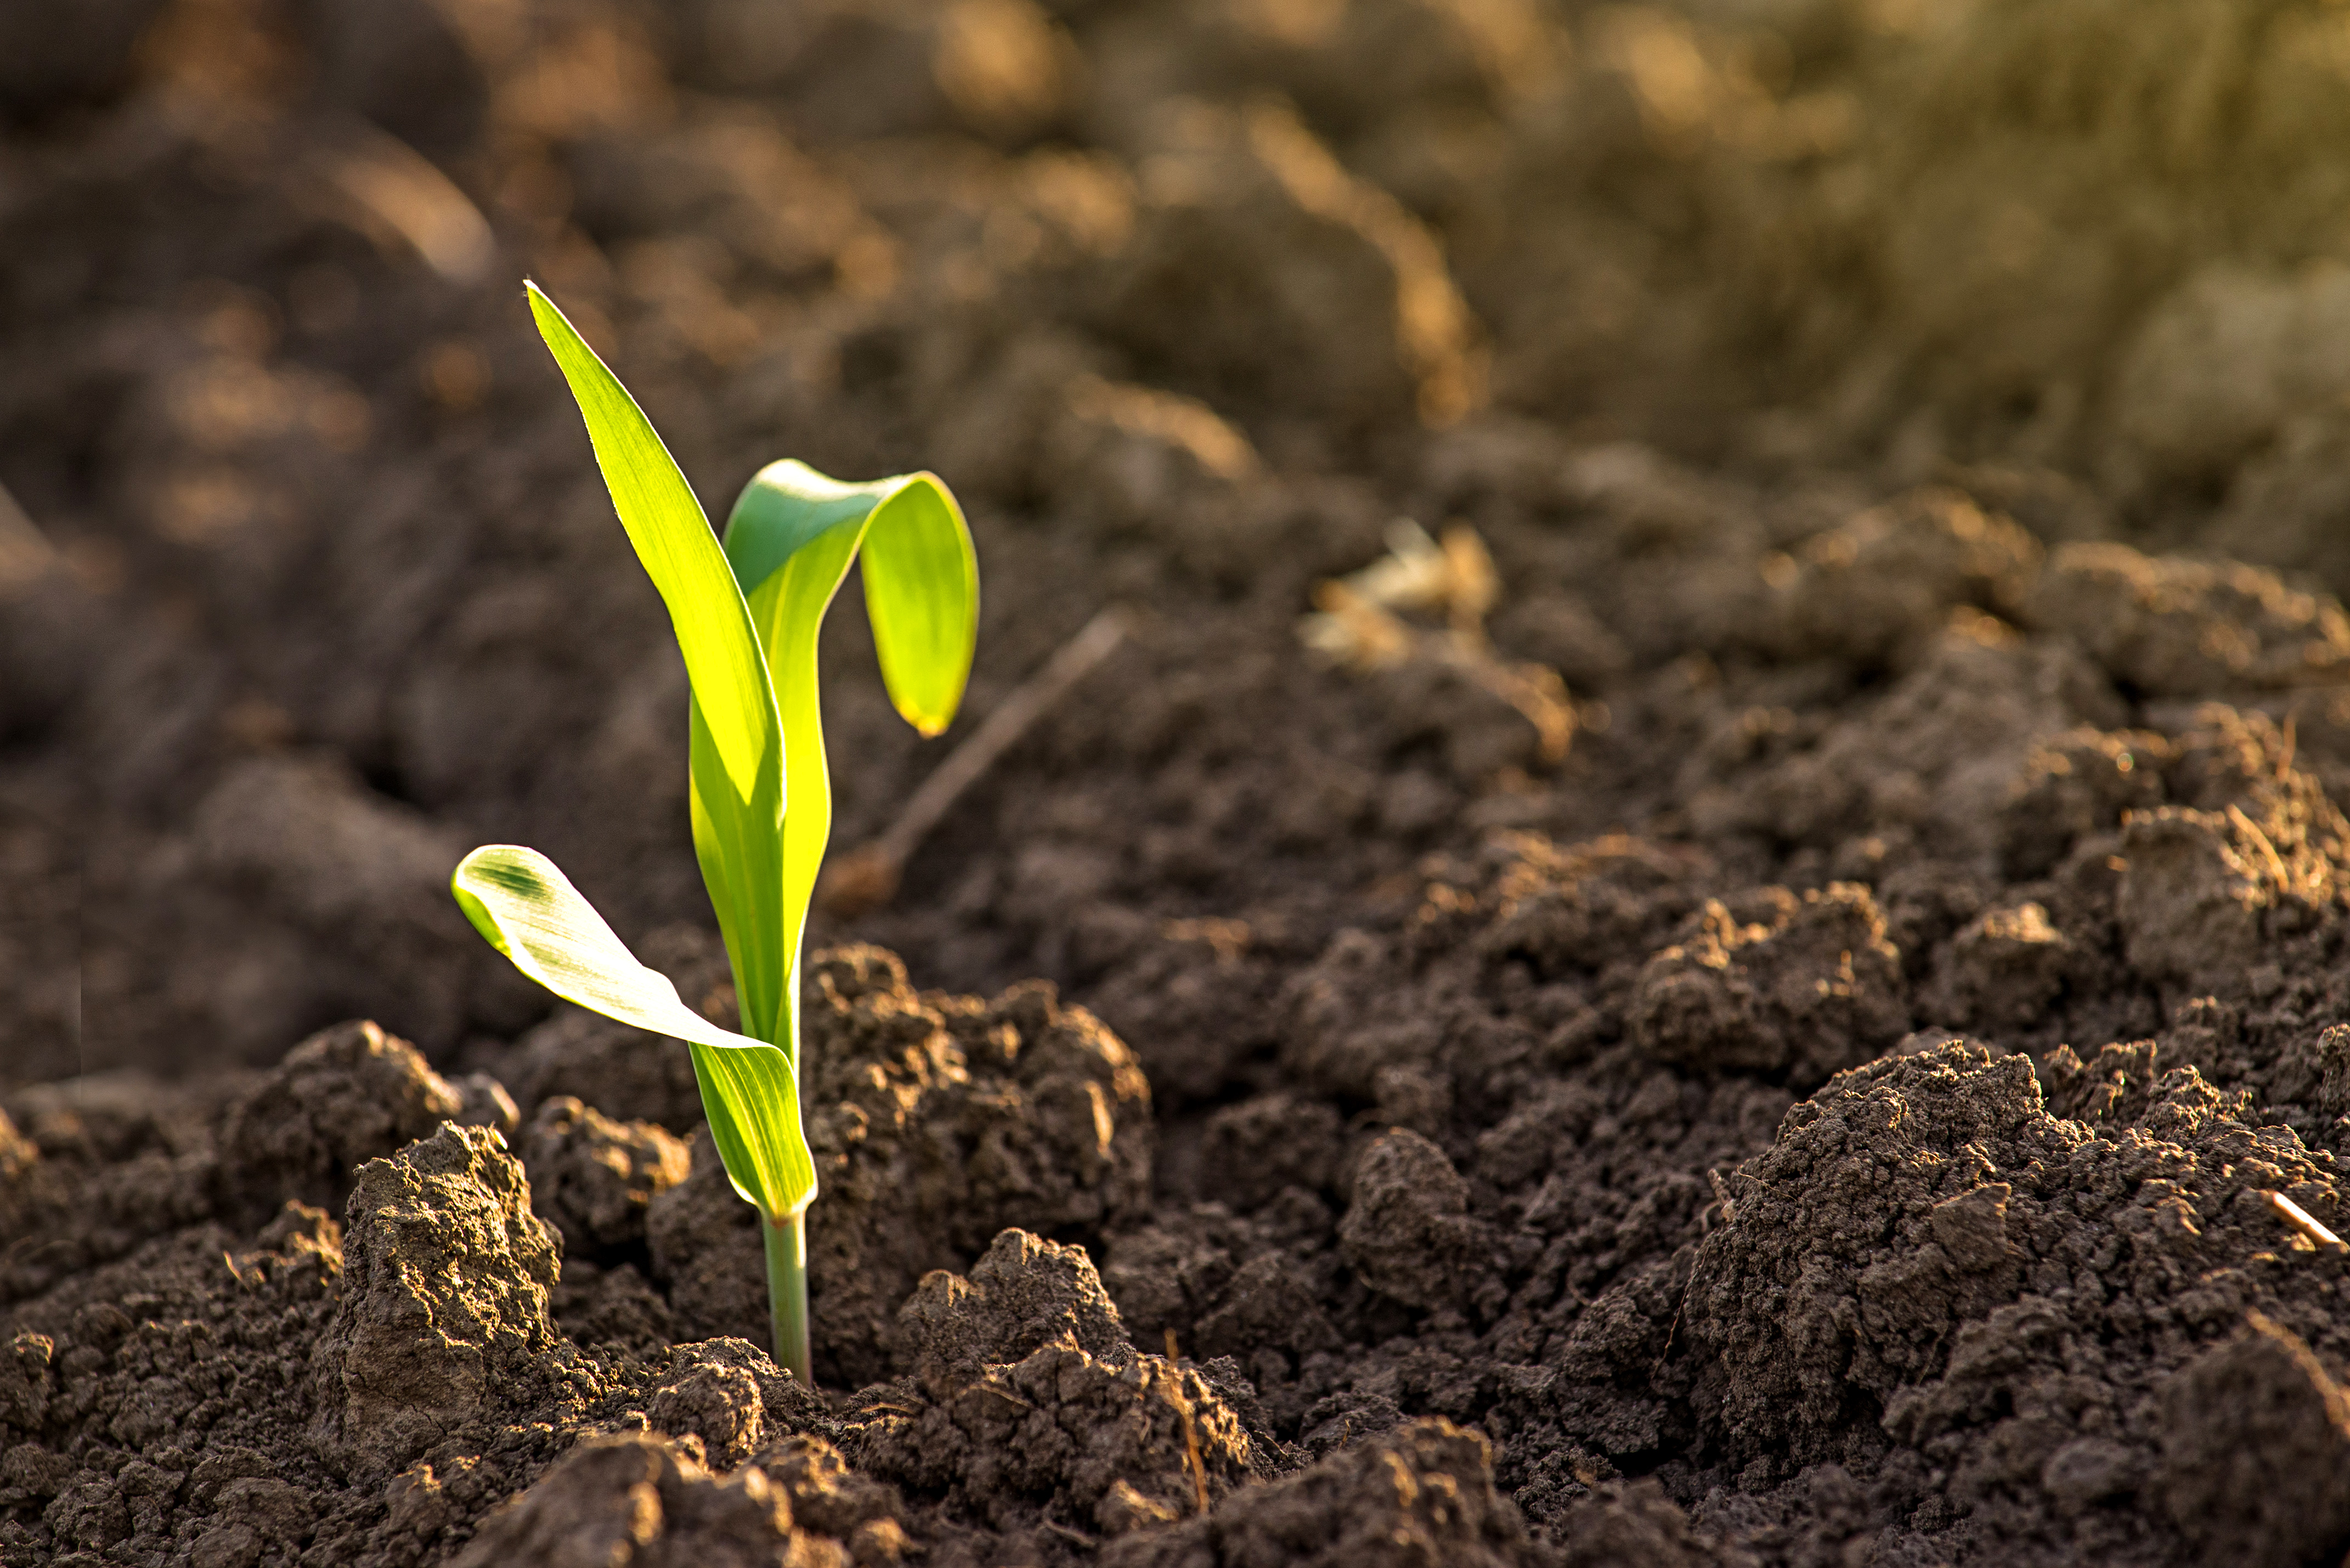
[[525, 282, 778, 805], [527, 282, 793, 1050], [687, 1039, 815, 1217], [722, 459, 892, 595], [745, 525, 862, 1011], [452, 844, 746, 1053], [689, 693, 790, 1048], [723, 462, 979, 739], [451, 844, 816, 1216], [858, 475, 979, 736], [713, 461, 979, 1028]]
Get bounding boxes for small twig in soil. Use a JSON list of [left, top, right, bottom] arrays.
[[314, 118, 496, 284], [2227, 804, 2292, 886], [1161, 917, 1250, 963], [1163, 1329, 1211, 1516], [820, 605, 1132, 918], [975, 1380, 1035, 1412], [1702, 1168, 1735, 1232], [2268, 1190, 2347, 1254], [0, 479, 55, 592]]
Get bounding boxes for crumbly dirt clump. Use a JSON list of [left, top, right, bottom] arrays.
[[0, 957, 1194, 1565], [640, 946, 1155, 1388]]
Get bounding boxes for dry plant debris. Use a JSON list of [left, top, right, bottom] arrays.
[[820, 605, 1132, 918], [1300, 520, 1575, 763]]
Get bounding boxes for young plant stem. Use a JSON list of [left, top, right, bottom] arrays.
[[764, 1210, 813, 1384]]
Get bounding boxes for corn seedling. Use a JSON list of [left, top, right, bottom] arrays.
[[450, 284, 978, 1383]]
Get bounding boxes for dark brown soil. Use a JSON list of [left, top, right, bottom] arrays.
[[12, 1, 2350, 1564]]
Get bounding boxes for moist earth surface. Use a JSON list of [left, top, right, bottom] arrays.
[[10, 0, 2350, 1564]]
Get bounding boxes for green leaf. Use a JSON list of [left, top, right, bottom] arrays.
[[722, 462, 979, 736], [525, 282, 777, 806], [509, 291, 977, 1236], [526, 281, 794, 1054], [686, 692, 791, 1047], [860, 476, 982, 737], [452, 845, 816, 1218], [711, 461, 979, 1040]]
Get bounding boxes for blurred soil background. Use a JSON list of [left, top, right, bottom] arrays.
[[10, 0, 2350, 1564]]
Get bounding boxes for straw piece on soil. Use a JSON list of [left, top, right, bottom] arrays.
[[1164, 1328, 1211, 1517], [820, 605, 1131, 918], [0, 480, 54, 591], [2268, 1190, 2347, 1254]]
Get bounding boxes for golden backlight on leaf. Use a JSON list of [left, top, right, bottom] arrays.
[[449, 285, 979, 1384]]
